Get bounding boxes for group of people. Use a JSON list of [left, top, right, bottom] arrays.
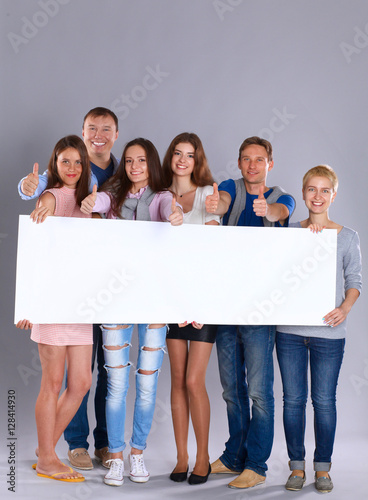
[[16, 107, 362, 493]]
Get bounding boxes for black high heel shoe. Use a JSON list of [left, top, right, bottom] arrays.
[[170, 467, 188, 482], [188, 463, 211, 485]]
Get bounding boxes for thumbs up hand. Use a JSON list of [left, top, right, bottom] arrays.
[[21, 163, 39, 196], [168, 194, 183, 226], [81, 184, 98, 214], [253, 184, 268, 217], [205, 183, 219, 213]]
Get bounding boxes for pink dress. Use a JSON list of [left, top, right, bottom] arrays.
[[31, 186, 93, 346]]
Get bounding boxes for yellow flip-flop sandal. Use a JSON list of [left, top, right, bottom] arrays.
[[36, 464, 85, 482]]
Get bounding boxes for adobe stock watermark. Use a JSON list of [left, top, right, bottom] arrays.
[[7, 0, 71, 55], [215, 106, 296, 184], [258, 106, 296, 142], [215, 159, 240, 185], [76, 267, 135, 322], [349, 359, 368, 396], [17, 347, 41, 386], [59, 481, 102, 500], [149, 394, 171, 436], [213, 0, 244, 21], [111, 65, 169, 121], [340, 22, 368, 63], [239, 234, 335, 325], [17, 343, 69, 386]]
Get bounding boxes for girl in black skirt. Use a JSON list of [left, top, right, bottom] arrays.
[[162, 133, 220, 485]]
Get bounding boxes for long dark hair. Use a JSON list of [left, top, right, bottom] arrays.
[[46, 135, 90, 206], [100, 138, 165, 218], [162, 132, 214, 188]]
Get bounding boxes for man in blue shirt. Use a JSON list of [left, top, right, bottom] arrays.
[[18, 107, 120, 471], [206, 136, 295, 489], [19, 107, 119, 199]]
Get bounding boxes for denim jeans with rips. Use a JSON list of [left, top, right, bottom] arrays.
[[102, 324, 166, 453]]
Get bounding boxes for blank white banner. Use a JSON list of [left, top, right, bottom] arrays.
[[14, 215, 337, 325]]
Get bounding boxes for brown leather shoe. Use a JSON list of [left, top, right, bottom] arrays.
[[94, 447, 111, 469], [68, 448, 93, 470], [210, 458, 237, 474], [228, 469, 265, 489]]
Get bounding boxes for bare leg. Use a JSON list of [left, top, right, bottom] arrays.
[[35, 344, 92, 449], [53, 345, 93, 444], [316, 471, 330, 479], [35, 344, 65, 467], [167, 338, 189, 473], [35, 344, 86, 479], [291, 469, 304, 477], [186, 341, 213, 476]]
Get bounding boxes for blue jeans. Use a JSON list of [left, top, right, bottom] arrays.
[[64, 324, 108, 450], [102, 324, 166, 453], [216, 324, 275, 476], [276, 331, 345, 470]]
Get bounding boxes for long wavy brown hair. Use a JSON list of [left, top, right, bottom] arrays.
[[46, 135, 90, 206], [100, 137, 165, 218], [162, 132, 214, 188]]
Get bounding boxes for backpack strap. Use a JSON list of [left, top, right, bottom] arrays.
[[262, 185, 289, 227], [227, 178, 246, 227]]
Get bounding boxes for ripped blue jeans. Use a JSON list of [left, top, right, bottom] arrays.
[[101, 324, 167, 453]]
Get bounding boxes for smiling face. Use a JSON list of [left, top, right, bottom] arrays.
[[124, 144, 149, 190], [56, 147, 83, 189], [82, 114, 118, 159], [171, 142, 195, 178], [238, 144, 273, 185], [303, 175, 337, 214]]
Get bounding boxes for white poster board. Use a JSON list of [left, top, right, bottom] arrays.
[[14, 216, 337, 325]]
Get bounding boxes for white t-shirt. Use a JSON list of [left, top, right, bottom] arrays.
[[183, 185, 220, 225]]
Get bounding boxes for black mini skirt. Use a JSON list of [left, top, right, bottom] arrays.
[[166, 323, 217, 344]]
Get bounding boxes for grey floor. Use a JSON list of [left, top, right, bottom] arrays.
[[2, 350, 367, 499], [2, 438, 367, 500]]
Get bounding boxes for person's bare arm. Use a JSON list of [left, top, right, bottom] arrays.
[[30, 192, 56, 223]]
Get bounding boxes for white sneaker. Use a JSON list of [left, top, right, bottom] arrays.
[[104, 458, 124, 486], [129, 453, 150, 483]]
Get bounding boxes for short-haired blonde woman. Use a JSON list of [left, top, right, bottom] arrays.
[[276, 165, 362, 493]]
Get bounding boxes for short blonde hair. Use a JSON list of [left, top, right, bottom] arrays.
[[302, 164, 338, 192]]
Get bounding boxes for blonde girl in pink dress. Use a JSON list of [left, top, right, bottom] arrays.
[[17, 135, 93, 483]]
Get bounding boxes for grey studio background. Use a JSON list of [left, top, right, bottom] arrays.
[[1, 1, 367, 499]]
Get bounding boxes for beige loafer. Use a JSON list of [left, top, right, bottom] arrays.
[[68, 448, 93, 470], [228, 469, 265, 489], [95, 447, 111, 469], [210, 458, 237, 474]]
